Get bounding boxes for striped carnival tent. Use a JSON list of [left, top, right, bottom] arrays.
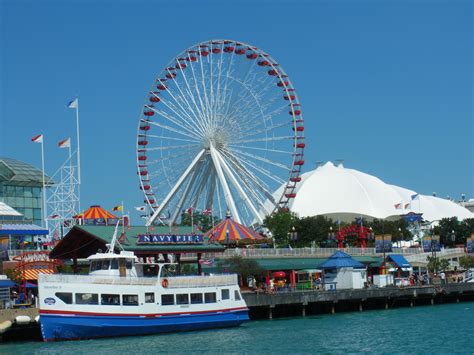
[[205, 216, 265, 244], [74, 205, 118, 226]]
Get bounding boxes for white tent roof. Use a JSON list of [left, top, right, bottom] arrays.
[[0, 202, 22, 217], [265, 162, 473, 223]]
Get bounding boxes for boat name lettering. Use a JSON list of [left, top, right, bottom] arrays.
[[137, 234, 203, 244]]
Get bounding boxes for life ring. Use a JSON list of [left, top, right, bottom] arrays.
[[161, 279, 169, 288]]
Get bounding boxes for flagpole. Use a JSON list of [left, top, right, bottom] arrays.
[[75, 99, 81, 212], [40, 138, 48, 229], [121, 200, 124, 234]]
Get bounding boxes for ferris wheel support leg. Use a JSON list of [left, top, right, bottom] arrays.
[[170, 161, 203, 226], [209, 144, 241, 224], [214, 149, 264, 225], [147, 149, 206, 226]]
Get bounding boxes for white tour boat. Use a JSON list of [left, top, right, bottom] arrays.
[[38, 225, 249, 341]]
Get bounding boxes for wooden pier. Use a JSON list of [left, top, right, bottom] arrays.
[[243, 283, 474, 319]]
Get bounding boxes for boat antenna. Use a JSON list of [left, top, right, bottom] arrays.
[[106, 220, 124, 254]]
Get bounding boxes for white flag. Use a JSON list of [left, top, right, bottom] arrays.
[[31, 134, 43, 143], [68, 98, 78, 109], [135, 206, 146, 212], [58, 137, 71, 148]]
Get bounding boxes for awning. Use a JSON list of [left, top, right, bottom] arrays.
[[22, 269, 55, 280], [0, 280, 16, 288], [0, 224, 49, 236], [387, 254, 412, 269]]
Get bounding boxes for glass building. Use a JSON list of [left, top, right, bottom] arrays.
[[0, 157, 53, 227]]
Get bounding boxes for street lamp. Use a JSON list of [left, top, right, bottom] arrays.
[[328, 226, 336, 245], [398, 227, 403, 248], [288, 226, 298, 247], [449, 229, 456, 247]]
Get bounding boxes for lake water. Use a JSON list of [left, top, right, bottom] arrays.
[[1, 302, 473, 354]]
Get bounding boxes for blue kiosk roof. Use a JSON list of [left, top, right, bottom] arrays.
[[0, 224, 49, 236], [319, 251, 365, 269], [387, 254, 412, 268]]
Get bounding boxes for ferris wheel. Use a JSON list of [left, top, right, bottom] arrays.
[[137, 39, 305, 227]]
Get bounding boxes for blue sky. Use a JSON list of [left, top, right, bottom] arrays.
[[1, 0, 472, 223]]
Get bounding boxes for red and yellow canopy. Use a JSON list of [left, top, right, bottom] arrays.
[[74, 205, 118, 225], [206, 217, 264, 244]]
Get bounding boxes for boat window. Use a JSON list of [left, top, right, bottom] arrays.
[[126, 259, 133, 269], [95, 260, 103, 271], [145, 293, 155, 303], [111, 259, 119, 269], [190, 293, 203, 304], [123, 294, 139, 306], [76, 293, 99, 305], [234, 290, 241, 301], [90, 261, 96, 272], [101, 294, 120, 305], [102, 260, 111, 270], [204, 292, 217, 303], [176, 294, 189, 305], [161, 294, 174, 306], [55, 292, 72, 304], [221, 289, 230, 300]]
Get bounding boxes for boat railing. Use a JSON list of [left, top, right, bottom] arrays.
[[39, 273, 158, 286], [164, 274, 238, 288]]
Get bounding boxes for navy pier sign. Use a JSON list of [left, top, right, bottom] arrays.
[[137, 234, 204, 244]]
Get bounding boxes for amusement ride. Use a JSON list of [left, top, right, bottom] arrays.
[[136, 39, 305, 227]]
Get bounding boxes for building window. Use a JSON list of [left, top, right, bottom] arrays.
[[161, 294, 174, 305], [204, 292, 217, 303], [221, 289, 230, 300], [55, 292, 73, 304], [101, 294, 120, 305], [76, 293, 99, 305], [176, 294, 189, 305], [122, 294, 139, 306], [145, 293, 155, 303]]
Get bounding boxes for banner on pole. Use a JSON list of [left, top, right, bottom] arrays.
[[423, 235, 441, 252], [375, 234, 392, 253], [467, 234, 474, 254]]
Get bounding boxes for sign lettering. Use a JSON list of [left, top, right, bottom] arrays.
[[137, 234, 204, 244]]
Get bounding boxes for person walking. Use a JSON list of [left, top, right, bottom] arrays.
[[440, 271, 446, 285]]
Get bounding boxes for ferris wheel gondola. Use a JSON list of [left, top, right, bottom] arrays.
[[137, 39, 305, 227]]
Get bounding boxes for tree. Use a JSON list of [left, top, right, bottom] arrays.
[[180, 211, 220, 233], [263, 210, 298, 247], [459, 255, 474, 270], [427, 256, 450, 273], [216, 256, 263, 280], [295, 215, 335, 247]]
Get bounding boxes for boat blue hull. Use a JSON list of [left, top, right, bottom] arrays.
[[40, 309, 249, 341]]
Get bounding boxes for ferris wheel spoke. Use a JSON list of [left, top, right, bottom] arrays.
[[164, 78, 209, 136], [237, 121, 290, 140], [146, 143, 201, 152], [147, 120, 201, 140], [187, 54, 212, 131], [209, 143, 240, 223], [222, 148, 286, 187], [231, 135, 294, 144], [220, 149, 279, 205], [148, 106, 203, 137], [144, 134, 200, 144], [228, 147, 291, 171], [227, 144, 292, 155], [174, 64, 210, 132], [214, 149, 263, 224], [220, 153, 272, 214]]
